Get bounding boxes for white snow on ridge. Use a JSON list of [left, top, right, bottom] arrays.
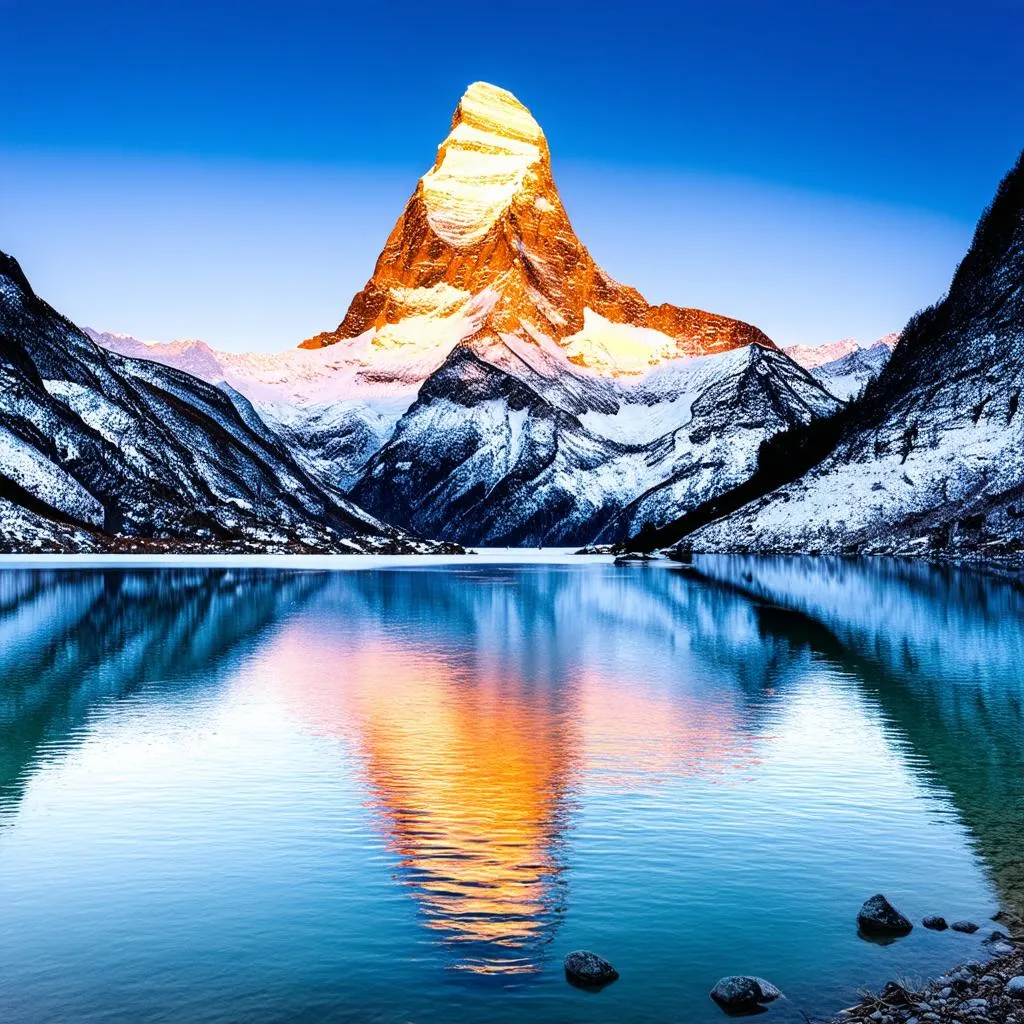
[[0, 426, 104, 526], [562, 309, 678, 376], [421, 83, 546, 247]]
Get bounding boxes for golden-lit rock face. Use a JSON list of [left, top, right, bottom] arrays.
[[301, 82, 773, 375]]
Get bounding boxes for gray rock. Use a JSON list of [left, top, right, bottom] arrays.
[[991, 941, 1015, 955], [858, 895, 914, 936], [710, 976, 781, 1013], [923, 915, 948, 930], [563, 950, 619, 987], [751, 978, 782, 1003], [951, 920, 980, 933], [966, 998, 989, 1008], [1007, 976, 1024, 999]]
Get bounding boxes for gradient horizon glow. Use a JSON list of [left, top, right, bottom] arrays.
[[1, 0, 1021, 352]]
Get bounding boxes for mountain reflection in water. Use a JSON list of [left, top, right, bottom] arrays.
[[691, 555, 1024, 911], [0, 558, 1022, 1023], [249, 569, 762, 975]]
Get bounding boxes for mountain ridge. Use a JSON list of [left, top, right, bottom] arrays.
[[0, 252, 455, 553], [669, 149, 1024, 563]]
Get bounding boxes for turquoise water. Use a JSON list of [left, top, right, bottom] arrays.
[[0, 557, 1021, 1023]]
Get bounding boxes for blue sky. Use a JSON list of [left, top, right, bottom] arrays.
[[1, 0, 1021, 351]]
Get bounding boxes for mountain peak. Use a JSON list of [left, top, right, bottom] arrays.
[[301, 85, 774, 372], [449, 83, 543, 142], [424, 83, 547, 248]]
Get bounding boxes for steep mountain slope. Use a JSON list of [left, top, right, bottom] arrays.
[[0, 252, 447, 553], [302, 82, 772, 367], [351, 342, 840, 546], [88, 331, 412, 492], [683, 150, 1024, 563]]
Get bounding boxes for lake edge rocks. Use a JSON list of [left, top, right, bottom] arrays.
[[830, 932, 1024, 1024]]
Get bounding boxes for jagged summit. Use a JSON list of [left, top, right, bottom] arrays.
[[424, 82, 547, 247], [301, 83, 773, 376]]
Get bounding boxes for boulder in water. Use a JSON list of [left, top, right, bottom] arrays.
[[563, 950, 619, 988], [923, 915, 948, 930], [951, 920, 979, 933], [710, 976, 782, 1014], [857, 894, 913, 936]]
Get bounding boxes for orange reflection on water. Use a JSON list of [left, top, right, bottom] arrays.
[[257, 631, 576, 975], [253, 623, 758, 974]]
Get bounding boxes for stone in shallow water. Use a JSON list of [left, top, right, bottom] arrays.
[[710, 976, 781, 1014], [951, 920, 980, 933], [923, 915, 948, 930], [563, 950, 619, 988], [857, 894, 913, 936]]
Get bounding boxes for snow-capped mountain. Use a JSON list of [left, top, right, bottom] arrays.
[[83, 82, 850, 547], [315, 82, 841, 544], [784, 335, 898, 400], [681, 150, 1024, 564], [303, 83, 772, 366], [87, 330, 411, 491], [0, 252, 451, 553]]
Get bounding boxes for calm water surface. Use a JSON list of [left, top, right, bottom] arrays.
[[0, 556, 1022, 1023]]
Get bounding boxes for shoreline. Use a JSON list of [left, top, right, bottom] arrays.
[[0, 546, 596, 570], [830, 915, 1023, 1024]]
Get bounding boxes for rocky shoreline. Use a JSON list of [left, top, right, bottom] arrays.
[[832, 911, 1023, 1024]]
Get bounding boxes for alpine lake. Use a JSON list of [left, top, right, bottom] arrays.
[[0, 552, 1021, 1023]]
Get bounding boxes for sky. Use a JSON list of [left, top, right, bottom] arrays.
[[1, 0, 1022, 352]]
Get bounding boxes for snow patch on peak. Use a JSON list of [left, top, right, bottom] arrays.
[[784, 334, 898, 370], [452, 82, 544, 145], [372, 287, 497, 358], [387, 282, 471, 317], [422, 83, 545, 247], [562, 309, 678, 376]]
